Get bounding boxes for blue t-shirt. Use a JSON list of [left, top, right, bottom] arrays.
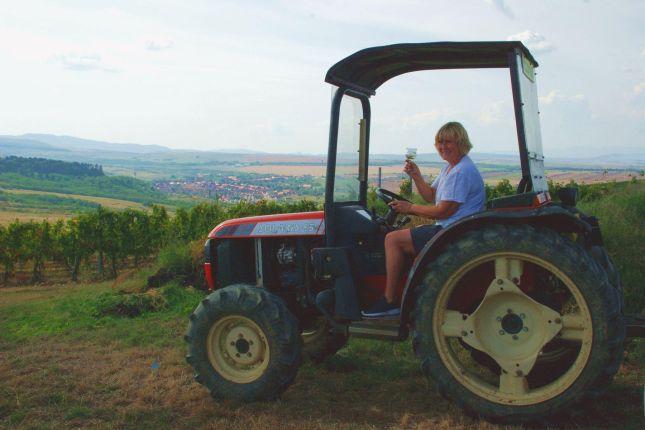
[[431, 155, 485, 227]]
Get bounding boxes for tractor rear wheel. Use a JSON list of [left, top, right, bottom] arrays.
[[412, 225, 624, 424], [185, 284, 301, 402]]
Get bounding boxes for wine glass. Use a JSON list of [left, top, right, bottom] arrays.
[[405, 147, 417, 161]]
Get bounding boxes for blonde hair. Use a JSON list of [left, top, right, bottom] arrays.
[[435, 122, 473, 155]]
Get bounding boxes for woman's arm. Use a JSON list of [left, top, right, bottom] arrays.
[[389, 200, 460, 220], [413, 177, 436, 203], [409, 201, 460, 219], [404, 161, 435, 203]]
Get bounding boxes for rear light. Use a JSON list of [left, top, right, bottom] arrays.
[[204, 262, 215, 290], [533, 191, 551, 206], [204, 239, 215, 290]]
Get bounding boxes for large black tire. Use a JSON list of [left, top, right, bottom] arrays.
[[185, 284, 301, 402], [587, 245, 626, 397], [301, 317, 347, 363], [412, 224, 624, 424]]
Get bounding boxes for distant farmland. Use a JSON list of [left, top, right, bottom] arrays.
[[240, 163, 642, 186]]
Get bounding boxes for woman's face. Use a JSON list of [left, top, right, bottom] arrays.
[[435, 135, 461, 164]]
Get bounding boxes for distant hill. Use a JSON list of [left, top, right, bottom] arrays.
[[20, 134, 172, 154], [0, 137, 68, 155], [0, 134, 643, 180]]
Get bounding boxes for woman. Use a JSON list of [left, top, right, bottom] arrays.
[[363, 122, 485, 318]]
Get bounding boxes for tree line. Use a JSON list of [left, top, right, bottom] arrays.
[[0, 199, 319, 285], [0, 156, 104, 177]]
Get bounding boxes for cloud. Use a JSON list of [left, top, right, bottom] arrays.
[[402, 108, 461, 129], [483, 0, 514, 19], [146, 39, 174, 51], [634, 83, 645, 94], [507, 31, 555, 53], [641, 47, 645, 56], [539, 90, 585, 105], [478, 100, 506, 124], [52, 53, 118, 72]]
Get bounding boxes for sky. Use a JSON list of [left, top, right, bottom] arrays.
[[0, 0, 643, 158]]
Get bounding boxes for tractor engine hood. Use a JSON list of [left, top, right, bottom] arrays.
[[208, 211, 325, 239]]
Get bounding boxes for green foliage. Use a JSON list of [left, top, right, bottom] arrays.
[[0, 280, 203, 346], [93, 290, 168, 317], [485, 178, 515, 200], [577, 181, 644, 313], [398, 178, 412, 198], [547, 179, 628, 204], [156, 242, 193, 278], [0, 196, 321, 285]]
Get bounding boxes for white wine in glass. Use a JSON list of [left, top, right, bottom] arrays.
[[405, 147, 417, 161]]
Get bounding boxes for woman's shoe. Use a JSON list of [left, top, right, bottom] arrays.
[[361, 297, 400, 318]]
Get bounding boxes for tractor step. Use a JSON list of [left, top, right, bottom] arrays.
[[348, 318, 406, 341], [625, 313, 645, 338]]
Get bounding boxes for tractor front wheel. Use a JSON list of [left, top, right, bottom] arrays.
[[185, 284, 301, 401], [412, 225, 624, 423]]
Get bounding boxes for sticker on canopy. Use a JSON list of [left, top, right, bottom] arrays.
[[250, 219, 324, 236], [521, 53, 535, 82]]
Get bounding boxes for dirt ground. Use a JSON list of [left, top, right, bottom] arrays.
[[1, 337, 643, 430]]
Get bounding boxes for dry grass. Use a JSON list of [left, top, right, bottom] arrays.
[[1, 336, 641, 430], [0, 283, 643, 430], [0, 210, 74, 225]]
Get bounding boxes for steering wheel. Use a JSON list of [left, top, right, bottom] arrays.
[[375, 188, 412, 227]]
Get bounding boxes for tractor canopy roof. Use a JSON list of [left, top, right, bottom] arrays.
[[325, 41, 538, 95]]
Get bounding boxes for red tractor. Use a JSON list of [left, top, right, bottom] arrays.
[[185, 42, 636, 423]]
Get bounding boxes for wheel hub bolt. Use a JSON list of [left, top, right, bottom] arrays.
[[249, 340, 254, 345], [497, 279, 504, 285], [512, 335, 519, 340], [516, 370, 523, 376], [461, 331, 468, 337], [499, 330, 505, 335], [247, 353, 252, 357], [555, 318, 562, 324], [507, 308, 513, 314], [512, 277, 519, 284], [523, 327, 529, 332], [235, 353, 240, 358], [519, 313, 526, 319], [230, 341, 235, 346], [496, 316, 502, 322]]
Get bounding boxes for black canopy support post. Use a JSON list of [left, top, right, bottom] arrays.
[[324, 87, 345, 247], [358, 94, 371, 205], [508, 49, 532, 193]]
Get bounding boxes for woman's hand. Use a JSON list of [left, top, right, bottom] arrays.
[[404, 160, 422, 180], [388, 200, 413, 214]]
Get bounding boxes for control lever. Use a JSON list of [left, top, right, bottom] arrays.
[[393, 216, 411, 229]]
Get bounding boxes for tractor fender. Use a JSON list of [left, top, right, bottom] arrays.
[[400, 205, 597, 323]]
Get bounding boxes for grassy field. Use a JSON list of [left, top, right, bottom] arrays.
[[0, 280, 643, 430]]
